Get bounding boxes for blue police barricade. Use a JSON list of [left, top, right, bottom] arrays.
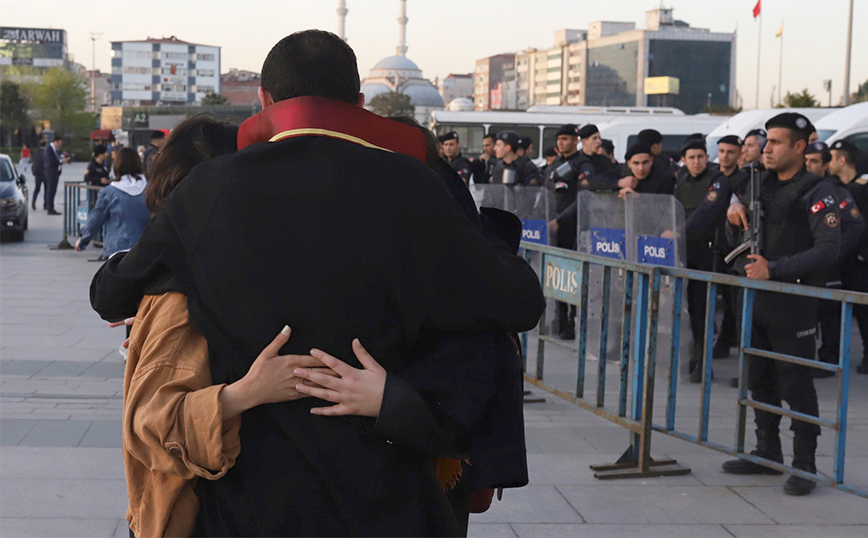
[[521, 241, 868, 497], [624, 193, 686, 268]]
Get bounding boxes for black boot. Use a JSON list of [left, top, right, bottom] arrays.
[[722, 429, 784, 475], [784, 436, 817, 496], [689, 342, 704, 383]]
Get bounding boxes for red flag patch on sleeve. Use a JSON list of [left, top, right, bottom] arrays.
[[810, 201, 826, 214]]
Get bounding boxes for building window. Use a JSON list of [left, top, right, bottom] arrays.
[[163, 51, 188, 61], [546, 92, 560, 98], [197, 85, 214, 93], [163, 83, 186, 92], [547, 53, 561, 61], [569, 76, 581, 83], [122, 83, 152, 91], [198, 53, 215, 62], [112, 66, 122, 75], [122, 66, 152, 75], [547, 67, 561, 73], [195, 69, 215, 77], [161, 66, 187, 76]]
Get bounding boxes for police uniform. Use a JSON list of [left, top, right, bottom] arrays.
[[439, 131, 475, 184], [831, 140, 868, 373], [490, 155, 541, 186], [722, 113, 842, 496], [638, 128, 677, 180], [714, 135, 748, 355], [674, 138, 731, 380], [622, 143, 676, 195]]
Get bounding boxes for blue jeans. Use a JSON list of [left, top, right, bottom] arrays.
[[33, 175, 45, 208]]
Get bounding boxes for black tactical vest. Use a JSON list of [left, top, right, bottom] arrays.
[[674, 169, 715, 219], [762, 170, 826, 284]]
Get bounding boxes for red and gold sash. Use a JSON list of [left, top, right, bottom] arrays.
[[237, 95, 427, 162]]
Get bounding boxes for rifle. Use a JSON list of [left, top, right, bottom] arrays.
[[724, 163, 761, 274]]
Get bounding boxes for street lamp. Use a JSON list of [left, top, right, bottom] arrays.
[[89, 32, 103, 112]]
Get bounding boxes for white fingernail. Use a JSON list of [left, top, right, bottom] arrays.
[[281, 325, 290, 335]]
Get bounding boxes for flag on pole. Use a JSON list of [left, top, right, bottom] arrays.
[[753, 0, 761, 18], [776, 21, 783, 38]]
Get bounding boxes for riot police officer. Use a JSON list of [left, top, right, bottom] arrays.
[[739, 128, 767, 171], [813, 140, 865, 377], [638, 128, 676, 179], [713, 135, 749, 359], [722, 113, 842, 496], [617, 142, 675, 197], [440, 131, 474, 184], [674, 138, 731, 382], [829, 139, 868, 374], [491, 131, 541, 186]]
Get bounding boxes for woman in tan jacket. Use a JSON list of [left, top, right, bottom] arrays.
[[118, 117, 329, 538]]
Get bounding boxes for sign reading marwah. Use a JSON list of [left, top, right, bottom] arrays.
[[520, 219, 548, 245], [590, 227, 626, 260], [543, 255, 582, 304]]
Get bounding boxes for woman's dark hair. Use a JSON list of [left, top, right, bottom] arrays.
[[145, 114, 238, 213], [113, 147, 144, 180], [93, 144, 107, 157], [261, 30, 360, 105], [388, 116, 440, 168]]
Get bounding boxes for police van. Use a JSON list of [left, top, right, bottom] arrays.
[[430, 107, 684, 165], [705, 107, 836, 160], [816, 102, 868, 173], [596, 115, 729, 162]]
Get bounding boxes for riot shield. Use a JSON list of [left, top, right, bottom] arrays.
[[625, 193, 686, 268], [469, 184, 556, 246], [575, 190, 627, 261]]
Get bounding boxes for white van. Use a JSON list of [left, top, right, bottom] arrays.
[[823, 102, 868, 173], [596, 115, 729, 162], [705, 108, 836, 159]]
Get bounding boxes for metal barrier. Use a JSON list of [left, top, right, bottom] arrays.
[[53, 181, 102, 250], [521, 241, 868, 498]]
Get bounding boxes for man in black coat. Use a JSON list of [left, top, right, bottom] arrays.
[[91, 30, 544, 537], [42, 135, 68, 215]]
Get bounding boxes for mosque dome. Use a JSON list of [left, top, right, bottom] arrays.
[[372, 55, 421, 72], [447, 97, 475, 111], [401, 81, 444, 108]]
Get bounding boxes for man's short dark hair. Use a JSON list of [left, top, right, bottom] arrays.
[[483, 133, 496, 142], [53, 135, 63, 142], [261, 30, 360, 105], [150, 130, 166, 141], [93, 144, 107, 157]]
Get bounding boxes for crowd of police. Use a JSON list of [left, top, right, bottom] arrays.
[[438, 111, 867, 496]]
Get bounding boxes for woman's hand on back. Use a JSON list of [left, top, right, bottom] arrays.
[[220, 326, 332, 420]]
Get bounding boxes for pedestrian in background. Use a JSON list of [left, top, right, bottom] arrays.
[[30, 140, 46, 211], [142, 130, 166, 178], [75, 147, 149, 259], [43, 135, 69, 215], [19, 145, 30, 175]]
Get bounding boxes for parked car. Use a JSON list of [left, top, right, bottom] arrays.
[[0, 154, 29, 242]]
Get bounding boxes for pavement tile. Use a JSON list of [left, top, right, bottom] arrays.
[[0, 359, 53, 376], [19, 420, 92, 447], [34, 361, 93, 377], [0, 518, 121, 538], [0, 419, 38, 446], [557, 485, 774, 524], [0, 477, 127, 518], [526, 453, 704, 487], [80, 362, 125, 379], [510, 523, 733, 537], [730, 486, 868, 525], [0, 447, 123, 479], [78, 420, 122, 448], [0, 346, 111, 362], [724, 525, 868, 537], [471, 486, 583, 524], [467, 523, 518, 537]]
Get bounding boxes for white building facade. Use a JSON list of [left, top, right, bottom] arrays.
[[110, 36, 220, 106]]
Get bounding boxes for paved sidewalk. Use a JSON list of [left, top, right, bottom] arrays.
[[1, 164, 866, 537]]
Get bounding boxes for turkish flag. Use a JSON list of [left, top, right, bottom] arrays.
[[170, 64, 177, 75], [753, 0, 761, 18]]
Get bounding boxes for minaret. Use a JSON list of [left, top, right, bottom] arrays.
[[337, 0, 348, 41], [396, 0, 408, 56]]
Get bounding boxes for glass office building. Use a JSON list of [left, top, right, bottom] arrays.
[[0, 27, 69, 79], [586, 42, 640, 107]]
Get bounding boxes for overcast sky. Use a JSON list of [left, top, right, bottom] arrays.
[[8, 0, 866, 109]]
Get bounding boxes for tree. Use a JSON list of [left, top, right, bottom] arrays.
[[782, 89, 819, 108], [0, 80, 32, 146], [32, 68, 96, 140], [368, 91, 414, 118], [850, 80, 868, 104], [202, 91, 229, 105]]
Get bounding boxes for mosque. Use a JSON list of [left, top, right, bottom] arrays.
[[338, 0, 444, 125]]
